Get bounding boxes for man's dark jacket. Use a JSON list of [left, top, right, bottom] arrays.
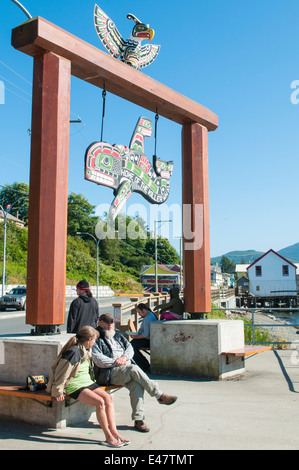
[[67, 295, 99, 333], [93, 327, 131, 385]]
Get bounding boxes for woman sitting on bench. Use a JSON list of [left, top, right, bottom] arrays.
[[154, 287, 184, 321], [47, 325, 130, 448]]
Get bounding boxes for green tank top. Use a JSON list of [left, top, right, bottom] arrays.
[[65, 359, 94, 395]]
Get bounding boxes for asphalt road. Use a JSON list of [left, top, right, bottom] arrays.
[[0, 296, 131, 336]]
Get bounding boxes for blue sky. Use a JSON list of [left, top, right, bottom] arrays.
[[1, 0, 299, 258]]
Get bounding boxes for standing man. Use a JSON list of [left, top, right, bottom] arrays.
[[92, 314, 177, 433], [67, 279, 99, 333]]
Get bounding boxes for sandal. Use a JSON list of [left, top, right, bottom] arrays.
[[99, 440, 124, 448], [118, 438, 130, 446]]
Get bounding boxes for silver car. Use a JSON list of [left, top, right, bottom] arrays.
[[0, 286, 26, 311]]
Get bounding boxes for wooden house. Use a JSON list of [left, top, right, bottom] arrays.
[[247, 249, 297, 297]]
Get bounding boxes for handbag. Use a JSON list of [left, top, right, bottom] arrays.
[[26, 375, 48, 391]]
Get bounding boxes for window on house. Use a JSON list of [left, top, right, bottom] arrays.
[[256, 286, 260, 291], [282, 265, 289, 276], [255, 266, 262, 277]]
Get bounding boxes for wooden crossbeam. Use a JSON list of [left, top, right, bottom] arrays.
[[11, 17, 218, 130]]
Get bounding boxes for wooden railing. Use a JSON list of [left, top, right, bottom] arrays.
[[112, 292, 175, 332], [211, 288, 235, 301]]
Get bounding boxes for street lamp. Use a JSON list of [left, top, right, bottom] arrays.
[[10, 0, 32, 19], [0, 198, 27, 296], [76, 232, 100, 301], [154, 219, 172, 292], [0, 205, 8, 297]]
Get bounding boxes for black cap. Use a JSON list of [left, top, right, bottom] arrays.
[[77, 279, 89, 290]]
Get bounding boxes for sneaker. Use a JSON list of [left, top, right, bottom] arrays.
[[157, 393, 177, 405], [134, 420, 150, 432]]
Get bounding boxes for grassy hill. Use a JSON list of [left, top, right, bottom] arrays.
[[0, 222, 144, 293]]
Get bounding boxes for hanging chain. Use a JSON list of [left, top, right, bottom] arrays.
[[154, 111, 159, 156], [100, 85, 107, 142]]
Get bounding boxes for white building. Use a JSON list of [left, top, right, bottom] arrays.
[[247, 249, 297, 297], [235, 264, 250, 278], [210, 265, 223, 287], [0, 210, 25, 228]]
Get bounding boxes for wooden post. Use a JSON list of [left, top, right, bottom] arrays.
[[182, 123, 211, 316], [26, 52, 71, 331]]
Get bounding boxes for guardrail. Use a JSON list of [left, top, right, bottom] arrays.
[[212, 306, 299, 346], [113, 292, 173, 330]]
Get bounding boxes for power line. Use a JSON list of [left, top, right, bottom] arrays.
[[0, 59, 32, 86], [3, 85, 31, 104], [0, 74, 32, 96], [0, 61, 83, 122]]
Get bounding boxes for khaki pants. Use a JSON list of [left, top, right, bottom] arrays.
[[109, 364, 161, 421]]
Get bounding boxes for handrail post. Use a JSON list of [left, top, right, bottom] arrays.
[[112, 303, 123, 325], [251, 310, 255, 345]]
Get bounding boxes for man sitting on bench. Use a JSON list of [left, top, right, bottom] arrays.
[[92, 313, 177, 433], [128, 303, 157, 372]]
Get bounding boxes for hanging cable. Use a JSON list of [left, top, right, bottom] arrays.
[[154, 111, 159, 156], [100, 85, 107, 141]]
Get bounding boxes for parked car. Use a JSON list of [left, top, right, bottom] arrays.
[[0, 286, 26, 311]]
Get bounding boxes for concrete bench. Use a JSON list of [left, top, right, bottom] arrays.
[[150, 319, 247, 380], [0, 381, 122, 428], [0, 334, 122, 428]]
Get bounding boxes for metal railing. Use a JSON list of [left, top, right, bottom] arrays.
[[212, 306, 299, 346], [113, 298, 299, 346]]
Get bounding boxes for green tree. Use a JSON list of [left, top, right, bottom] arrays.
[[67, 192, 99, 236], [0, 182, 29, 224], [220, 255, 231, 273], [220, 255, 236, 274], [0, 221, 28, 283], [145, 237, 180, 265]]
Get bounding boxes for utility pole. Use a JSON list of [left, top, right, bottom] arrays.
[[0, 198, 27, 296], [154, 219, 172, 292], [76, 232, 100, 301], [0, 205, 8, 297]]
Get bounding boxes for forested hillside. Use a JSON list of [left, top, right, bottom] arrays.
[[0, 183, 180, 292]]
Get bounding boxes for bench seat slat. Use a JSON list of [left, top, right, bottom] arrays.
[[222, 346, 272, 357], [0, 382, 122, 401]]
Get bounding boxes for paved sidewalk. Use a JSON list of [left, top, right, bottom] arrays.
[[1, 349, 299, 451]]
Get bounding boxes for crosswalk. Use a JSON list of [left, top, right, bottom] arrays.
[[0, 312, 26, 320]]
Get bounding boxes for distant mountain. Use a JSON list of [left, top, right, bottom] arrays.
[[211, 250, 263, 265], [277, 243, 299, 264], [211, 243, 299, 265]]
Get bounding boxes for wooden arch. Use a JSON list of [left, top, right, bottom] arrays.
[[11, 17, 218, 330]]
